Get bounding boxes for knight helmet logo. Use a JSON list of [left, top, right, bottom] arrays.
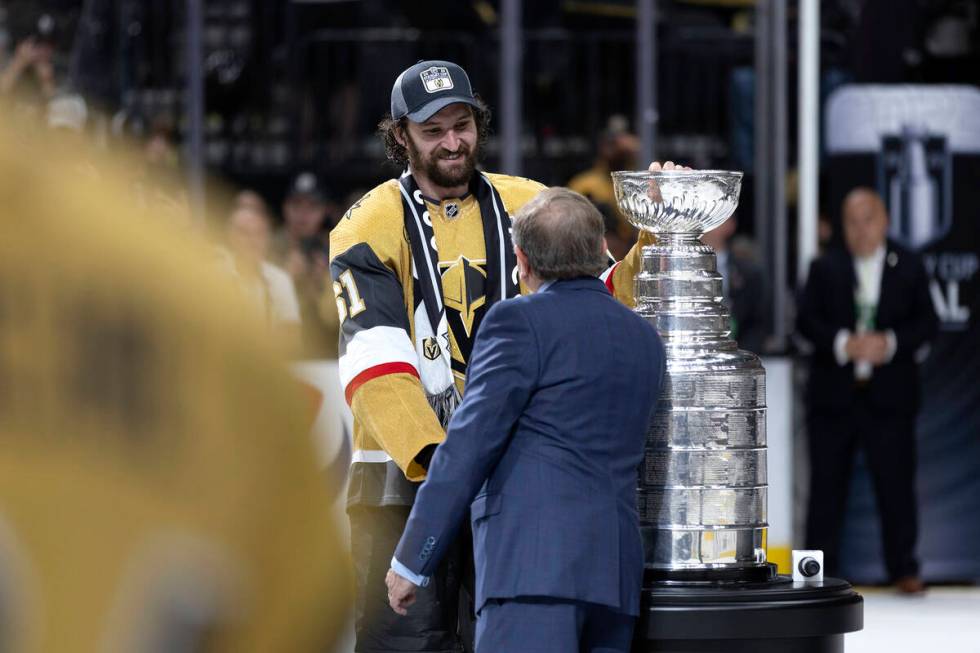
[[422, 336, 442, 361], [420, 66, 454, 94]]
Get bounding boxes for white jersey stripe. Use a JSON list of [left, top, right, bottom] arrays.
[[339, 325, 419, 388], [350, 449, 394, 464]]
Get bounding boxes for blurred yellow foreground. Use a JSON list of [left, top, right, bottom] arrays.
[[0, 120, 350, 652]]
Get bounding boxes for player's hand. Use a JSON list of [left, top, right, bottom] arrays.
[[386, 568, 418, 616], [644, 161, 692, 203], [648, 161, 693, 172]]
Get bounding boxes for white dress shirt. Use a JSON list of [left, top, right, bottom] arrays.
[[832, 245, 897, 379]]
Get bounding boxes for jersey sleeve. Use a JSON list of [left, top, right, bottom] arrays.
[[602, 230, 655, 308], [330, 209, 445, 481]]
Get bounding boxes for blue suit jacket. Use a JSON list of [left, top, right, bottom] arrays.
[[394, 276, 666, 616]]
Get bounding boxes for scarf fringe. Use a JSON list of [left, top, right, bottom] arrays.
[[427, 385, 462, 429]]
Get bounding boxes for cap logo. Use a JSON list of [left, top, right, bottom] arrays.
[[420, 66, 454, 93]]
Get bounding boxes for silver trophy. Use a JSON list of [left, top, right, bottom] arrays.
[[611, 170, 767, 576]]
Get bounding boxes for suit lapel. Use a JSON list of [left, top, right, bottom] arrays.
[[876, 245, 900, 328], [840, 249, 858, 330]]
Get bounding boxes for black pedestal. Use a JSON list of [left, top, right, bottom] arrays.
[[633, 572, 863, 652]]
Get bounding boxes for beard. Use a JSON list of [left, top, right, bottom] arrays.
[[405, 135, 479, 189]]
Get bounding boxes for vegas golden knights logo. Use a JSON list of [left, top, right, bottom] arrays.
[[438, 255, 487, 338], [422, 336, 442, 360]]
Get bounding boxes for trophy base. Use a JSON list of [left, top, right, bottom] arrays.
[[633, 575, 863, 652], [644, 563, 774, 584]]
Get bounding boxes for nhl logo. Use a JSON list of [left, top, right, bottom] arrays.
[[422, 336, 442, 360], [445, 202, 459, 219], [420, 66, 454, 94]]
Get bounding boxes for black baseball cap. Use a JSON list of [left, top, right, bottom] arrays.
[[286, 171, 326, 203], [391, 60, 479, 123]]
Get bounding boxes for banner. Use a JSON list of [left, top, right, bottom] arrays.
[[825, 85, 980, 582]]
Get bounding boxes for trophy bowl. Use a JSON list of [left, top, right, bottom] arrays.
[[611, 170, 743, 235]]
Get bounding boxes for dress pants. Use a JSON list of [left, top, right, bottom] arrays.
[[805, 389, 920, 580], [349, 505, 476, 653], [476, 597, 635, 653]]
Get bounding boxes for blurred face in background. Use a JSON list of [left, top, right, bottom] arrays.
[[400, 103, 479, 191], [283, 194, 328, 240], [228, 206, 271, 269], [600, 132, 639, 171], [842, 190, 889, 258], [701, 215, 737, 252]]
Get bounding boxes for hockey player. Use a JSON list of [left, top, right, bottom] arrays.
[[331, 59, 672, 653]]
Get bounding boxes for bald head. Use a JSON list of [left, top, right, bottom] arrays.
[[842, 187, 888, 258], [511, 188, 608, 283]]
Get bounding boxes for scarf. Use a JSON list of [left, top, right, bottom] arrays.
[[398, 170, 519, 426]]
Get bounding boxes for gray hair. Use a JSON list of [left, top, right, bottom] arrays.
[[511, 187, 608, 280]]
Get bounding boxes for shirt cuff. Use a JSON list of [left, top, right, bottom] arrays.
[[390, 556, 430, 587], [833, 329, 851, 367], [883, 329, 897, 363]]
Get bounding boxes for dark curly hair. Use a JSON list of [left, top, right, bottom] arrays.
[[377, 97, 492, 167]]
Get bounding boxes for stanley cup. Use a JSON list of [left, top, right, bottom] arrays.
[[611, 170, 768, 575]]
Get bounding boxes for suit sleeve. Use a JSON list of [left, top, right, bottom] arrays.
[[602, 231, 656, 308], [796, 258, 842, 355], [330, 233, 445, 481], [891, 255, 938, 359], [393, 299, 538, 577]]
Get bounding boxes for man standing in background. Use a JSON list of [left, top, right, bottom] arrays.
[[797, 187, 937, 593]]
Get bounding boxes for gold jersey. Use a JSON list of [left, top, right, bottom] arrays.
[[330, 172, 650, 505]]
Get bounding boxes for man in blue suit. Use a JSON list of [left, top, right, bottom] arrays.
[[386, 187, 666, 652]]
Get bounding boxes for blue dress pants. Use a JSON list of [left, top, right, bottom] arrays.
[[476, 596, 635, 653]]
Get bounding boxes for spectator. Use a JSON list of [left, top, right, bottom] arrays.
[[223, 202, 302, 349], [0, 35, 56, 110], [796, 187, 937, 593], [235, 189, 270, 215], [568, 115, 640, 259], [701, 215, 769, 353], [125, 117, 190, 229], [274, 171, 341, 359], [143, 115, 179, 170], [273, 171, 332, 265]]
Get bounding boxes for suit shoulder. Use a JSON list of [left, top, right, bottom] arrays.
[[483, 172, 546, 213], [808, 247, 848, 275], [486, 294, 533, 321], [331, 180, 404, 260], [887, 240, 924, 264]]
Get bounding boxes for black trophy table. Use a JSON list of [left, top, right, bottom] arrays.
[[633, 566, 863, 652]]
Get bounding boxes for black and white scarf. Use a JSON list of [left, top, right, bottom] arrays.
[[398, 171, 519, 426]]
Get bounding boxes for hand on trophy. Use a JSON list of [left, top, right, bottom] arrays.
[[612, 164, 741, 234], [644, 161, 692, 203], [647, 161, 693, 172]]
